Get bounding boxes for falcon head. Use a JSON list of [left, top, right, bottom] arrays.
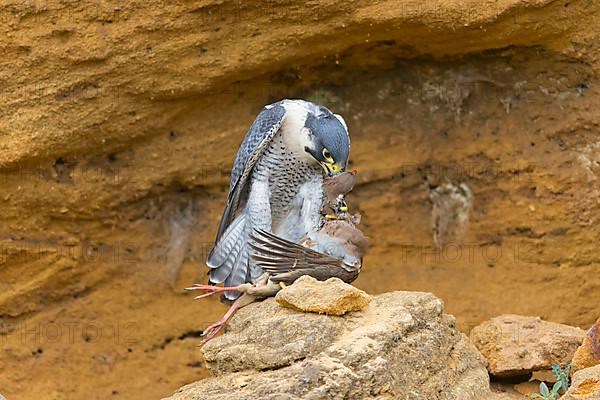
[[302, 106, 350, 176]]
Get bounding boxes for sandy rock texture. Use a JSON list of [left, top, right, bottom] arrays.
[[275, 276, 371, 315], [168, 291, 491, 400], [471, 315, 586, 377], [2, 0, 600, 398], [560, 365, 600, 400], [572, 318, 600, 374]]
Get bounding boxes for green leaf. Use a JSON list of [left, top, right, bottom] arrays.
[[551, 381, 562, 396], [551, 363, 571, 394], [552, 364, 562, 379]]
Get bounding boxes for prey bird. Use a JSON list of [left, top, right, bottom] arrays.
[[251, 170, 367, 284]]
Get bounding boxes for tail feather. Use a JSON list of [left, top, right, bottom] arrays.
[[207, 214, 246, 268], [209, 232, 244, 283], [223, 247, 248, 300], [207, 214, 251, 301]]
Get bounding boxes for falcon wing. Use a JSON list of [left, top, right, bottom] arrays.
[[248, 229, 360, 285], [214, 102, 287, 243]]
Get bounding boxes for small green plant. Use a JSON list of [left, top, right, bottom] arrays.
[[530, 363, 571, 399], [552, 363, 571, 395], [531, 381, 562, 400]]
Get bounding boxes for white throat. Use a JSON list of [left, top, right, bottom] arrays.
[[280, 100, 317, 164]]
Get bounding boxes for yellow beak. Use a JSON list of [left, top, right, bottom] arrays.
[[330, 163, 343, 174], [322, 162, 344, 176]]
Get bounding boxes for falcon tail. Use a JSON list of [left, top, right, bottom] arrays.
[[207, 214, 249, 300]]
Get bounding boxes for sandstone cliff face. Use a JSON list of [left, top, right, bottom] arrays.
[[1, 0, 600, 399]]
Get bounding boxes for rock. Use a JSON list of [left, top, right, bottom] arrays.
[[560, 365, 600, 400], [166, 291, 492, 399], [511, 381, 540, 398], [572, 318, 600, 374], [490, 382, 535, 400], [275, 276, 371, 316], [201, 298, 347, 374], [531, 369, 559, 382], [471, 315, 586, 377]]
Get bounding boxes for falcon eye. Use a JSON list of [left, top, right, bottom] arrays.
[[322, 148, 333, 161]]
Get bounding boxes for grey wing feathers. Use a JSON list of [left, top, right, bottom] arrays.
[[249, 229, 360, 285], [208, 214, 246, 281], [214, 103, 286, 242], [206, 102, 286, 299], [207, 213, 250, 300]]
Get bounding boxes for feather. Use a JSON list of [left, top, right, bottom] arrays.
[[213, 103, 286, 244], [207, 214, 246, 268], [209, 224, 244, 283], [223, 247, 248, 300], [249, 229, 360, 285]]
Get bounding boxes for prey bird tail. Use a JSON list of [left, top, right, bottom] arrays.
[[207, 214, 249, 300]]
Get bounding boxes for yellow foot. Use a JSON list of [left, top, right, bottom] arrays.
[[325, 213, 347, 220]]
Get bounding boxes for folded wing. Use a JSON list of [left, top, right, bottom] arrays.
[[249, 229, 360, 285]]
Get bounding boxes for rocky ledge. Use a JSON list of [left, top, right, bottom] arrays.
[[165, 279, 494, 399]]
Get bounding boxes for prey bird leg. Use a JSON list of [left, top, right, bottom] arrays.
[[185, 283, 251, 300], [187, 274, 280, 345], [199, 293, 257, 345]]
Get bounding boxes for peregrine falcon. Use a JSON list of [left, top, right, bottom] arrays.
[[207, 99, 350, 300]]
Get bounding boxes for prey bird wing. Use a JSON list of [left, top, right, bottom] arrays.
[[249, 229, 360, 285], [213, 103, 286, 244]]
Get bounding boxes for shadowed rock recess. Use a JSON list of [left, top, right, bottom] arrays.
[[166, 291, 491, 400], [2, 0, 600, 398]]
